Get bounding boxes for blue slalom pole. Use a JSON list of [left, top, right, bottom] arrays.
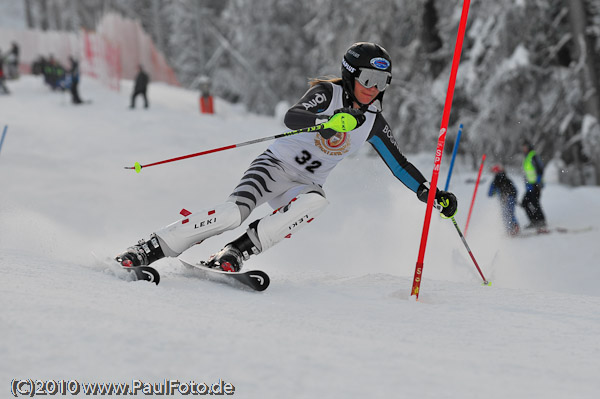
[[0, 125, 7, 155], [444, 123, 463, 191]]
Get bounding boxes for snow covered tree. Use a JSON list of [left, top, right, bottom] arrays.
[[163, 0, 205, 86]]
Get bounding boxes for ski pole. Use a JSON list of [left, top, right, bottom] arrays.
[[125, 114, 358, 173], [450, 216, 490, 285], [464, 153, 486, 236], [0, 125, 7, 156], [444, 123, 463, 191]]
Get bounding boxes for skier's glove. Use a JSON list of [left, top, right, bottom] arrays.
[[417, 183, 458, 219], [435, 190, 458, 219], [332, 107, 366, 128], [318, 107, 365, 139]]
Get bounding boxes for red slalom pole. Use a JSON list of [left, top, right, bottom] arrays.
[[411, 0, 471, 300], [125, 114, 359, 173], [464, 153, 486, 236]]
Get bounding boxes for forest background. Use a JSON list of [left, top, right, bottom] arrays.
[[4, 0, 600, 185]]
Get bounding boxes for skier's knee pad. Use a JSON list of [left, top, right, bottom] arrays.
[[155, 202, 242, 256], [247, 192, 329, 253]]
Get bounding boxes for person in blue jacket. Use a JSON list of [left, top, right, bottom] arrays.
[[488, 165, 519, 235], [521, 140, 547, 229], [116, 42, 458, 272]]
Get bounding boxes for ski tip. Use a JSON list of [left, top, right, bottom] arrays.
[[139, 266, 160, 285]]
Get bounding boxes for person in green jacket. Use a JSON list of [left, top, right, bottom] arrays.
[[521, 140, 547, 229]]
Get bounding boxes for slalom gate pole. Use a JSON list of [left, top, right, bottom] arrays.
[[463, 153, 486, 236], [410, 0, 471, 300], [125, 119, 345, 173], [450, 216, 490, 285], [0, 125, 7, 155], [444, 124, 463, 191]]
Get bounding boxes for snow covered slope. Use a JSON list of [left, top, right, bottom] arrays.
[[1, 76, 599, 398]]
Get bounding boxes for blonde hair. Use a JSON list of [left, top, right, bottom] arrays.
[[309, 76, 342, 87]]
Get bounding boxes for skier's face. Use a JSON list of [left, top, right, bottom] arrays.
[[354, 80, 380, 107]]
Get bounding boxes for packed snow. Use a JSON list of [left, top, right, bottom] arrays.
[[1, 76, 599, 398]]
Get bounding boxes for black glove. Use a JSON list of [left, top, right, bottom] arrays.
[[416, 184, 458, 218], [435, 190, 458, 219]]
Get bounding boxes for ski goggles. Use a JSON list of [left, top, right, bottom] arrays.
[[355, 68, 392, 91]]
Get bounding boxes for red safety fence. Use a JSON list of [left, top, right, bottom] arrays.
[[0, 13, 179, 91], [95, 13, 179, 87]]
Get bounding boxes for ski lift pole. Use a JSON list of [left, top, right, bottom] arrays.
[[464, 153, 486, 236], [444, 123, 463, 191], [0, 125, 7, 156], [410, 0, 472, 300], [125, 114, 358, 173]]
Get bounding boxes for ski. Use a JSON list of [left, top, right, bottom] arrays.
[[179, 259, 270, 292], [516, 226, 593, 238], [92, 253, 161, 285], [554, 226, 593, 234], [122, 264, 161, 285]]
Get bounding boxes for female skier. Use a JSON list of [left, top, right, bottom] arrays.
[[116, 42, 458, 272]]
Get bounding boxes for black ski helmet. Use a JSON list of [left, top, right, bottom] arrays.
[[341, 42, 392, 111]]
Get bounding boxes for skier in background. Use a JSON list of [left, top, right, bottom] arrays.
[[116, 42, 458, 272], [130, 65, 150, 109], [521, 139, 547, 230], [488, 164, 519, 236]]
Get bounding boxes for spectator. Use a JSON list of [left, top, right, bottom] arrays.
[[521, 139, 547, 230], [32, 56, 47, 76], [68, 56, 83, 104], [130, 65, 149, 109], [43, 55, 66, 90], [6, 42, 19, 79], [0, 50, 10, 94]]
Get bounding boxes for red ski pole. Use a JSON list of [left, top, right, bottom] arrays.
[[411, 0, 472, 300], [464, 153, 486, 236], [125, 114, 358, 173]]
